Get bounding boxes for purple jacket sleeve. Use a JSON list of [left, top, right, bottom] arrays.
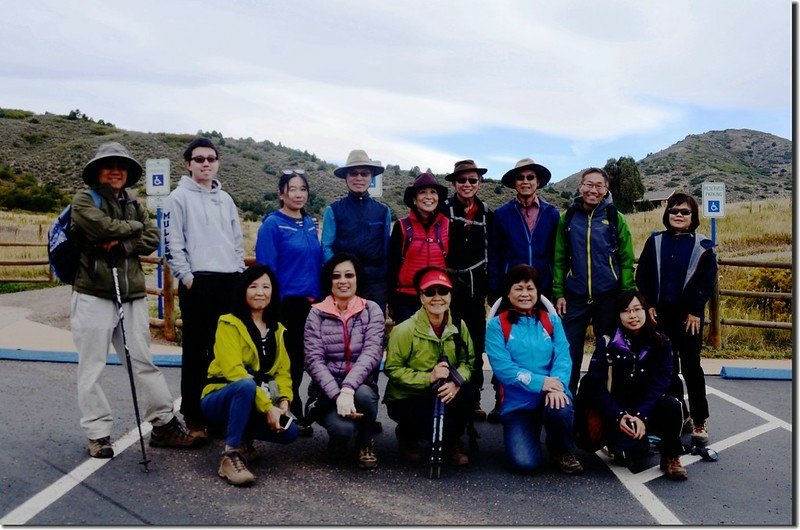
[[303, 308, 341, 400], [341, 301, 385, 392]]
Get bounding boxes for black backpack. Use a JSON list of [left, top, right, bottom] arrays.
[[48, 189, 102, 284]]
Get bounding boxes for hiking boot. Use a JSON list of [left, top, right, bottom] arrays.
[[395, 426, 422, 463], [357, 440, 378, 470], [660, 455, 688, 481], [445, 441, 469, 466], [150, 417, 204, 448], [88, 436, 114, 459], [473, 406, 487, 421], [554, 451, 584, 475], [682, 417, 694, 434], [218, 451, 255, 486], [185, 420, 208, 441], [243, 440, 259, 464], [691, 420, 709, 446]]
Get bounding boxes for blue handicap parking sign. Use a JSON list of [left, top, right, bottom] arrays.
[[708, 200, 720, 212], [152, 174, 164, 186]]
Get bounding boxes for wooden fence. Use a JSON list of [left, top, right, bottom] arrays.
[[0, 243, 792, 348]]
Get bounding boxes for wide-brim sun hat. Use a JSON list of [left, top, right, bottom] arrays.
[[81, 142, 143, 187], [403, 171, 448, 208], [501, 158, 552, 189], [445, 159, 488, 182], [334, 149, 385, 179]]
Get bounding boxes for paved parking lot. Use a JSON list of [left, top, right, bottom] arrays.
[[0, 360, 793, 526]]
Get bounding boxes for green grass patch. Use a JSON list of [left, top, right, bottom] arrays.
[[0, 281, 57, 294]]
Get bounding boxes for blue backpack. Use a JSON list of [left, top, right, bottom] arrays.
[[48, 189, 102, 284]]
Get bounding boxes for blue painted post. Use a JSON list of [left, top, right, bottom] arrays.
[[711, 218, 717, 246], [157, 207, 163, 320]]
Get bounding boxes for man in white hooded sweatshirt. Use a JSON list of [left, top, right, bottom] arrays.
[[164, 137, 245, 439]]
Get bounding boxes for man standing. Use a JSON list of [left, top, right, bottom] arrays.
[[441, 160, 492, 420], [487, 158, 561, 422], [553, 167, 636, 395], [321, 149, 392, 314], [164, 138, 245, 438], [71, 142, 201, 457], [489, 158, 560, 300]]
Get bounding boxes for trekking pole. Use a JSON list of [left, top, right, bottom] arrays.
[[110, 263, 151, 472], [429, 384, 445, 479]]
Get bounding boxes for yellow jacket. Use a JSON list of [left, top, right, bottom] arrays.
[[201, 313, 293, 413]]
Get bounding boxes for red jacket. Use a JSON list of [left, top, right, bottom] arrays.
[[388, 210, 450, 296]]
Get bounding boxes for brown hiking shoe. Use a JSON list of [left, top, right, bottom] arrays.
[[218, 451, 255, 486], [660, 455, 688, 480], [150, 417, 204, 448], [88, 436, 114, 459], [691, 419, 709, 446], [446, 441, 469, 466], [554, 451, 584, 475], [185, 420, 208, 441], [357, 440, 378, 470], [682, 417, 694, 434]]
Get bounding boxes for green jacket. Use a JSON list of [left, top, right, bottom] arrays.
[[201, 314, 293, 413], [70, 185, 158, 301], [552, 196, 636, 300], [384, 308, 474, 402]]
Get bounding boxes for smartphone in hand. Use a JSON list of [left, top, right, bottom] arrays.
[[279, 415, 294, 429]]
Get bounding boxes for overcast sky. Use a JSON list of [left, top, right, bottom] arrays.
[[1, 0, 792, 182]]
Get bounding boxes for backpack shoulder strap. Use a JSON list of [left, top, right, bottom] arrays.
[[85, 189, 102, 208], [399, 217, 413, 259], [537, 307, 554, 338], [498, 310, 512, 343]]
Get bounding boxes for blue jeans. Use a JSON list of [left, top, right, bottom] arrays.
[[308, 385, 379, 447], [502, 402, 577, 473], [200, 378, 299, 448]]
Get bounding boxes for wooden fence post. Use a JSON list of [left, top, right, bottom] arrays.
[[162, 260, 176, 341], [708, 275, 721, 349]]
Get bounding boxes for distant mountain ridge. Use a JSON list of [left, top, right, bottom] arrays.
[[0, 109, 791, 218]]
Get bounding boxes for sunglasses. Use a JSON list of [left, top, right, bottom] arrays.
[[331, 272, 356, 280], [515, 174, 537, 182], [421, 286, 451, 297], [668, 208, 692, 216], [282, 169, 306, 176], [348, 170, 372, 178], [456, 177, 479, 185], [191, 155, 218, 164]]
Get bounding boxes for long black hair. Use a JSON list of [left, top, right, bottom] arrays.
[[320, 252, 365, 298], [498, 264, 546, 325], [613, 291, 665, 347], [231, 265, 281, 328], [278, 169, 309, 215]]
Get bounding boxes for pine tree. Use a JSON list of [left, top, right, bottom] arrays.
[[604, 156, 644, 213]]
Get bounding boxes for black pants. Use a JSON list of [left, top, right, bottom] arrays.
[[386, 385, 474, 445], [604, 394, 684, 458], [451, 281, 486, 407], [281, 296, 313, 422], [658, 302, 709, 423], [178, 272, 240, 425], [562, 293, 617, 395]]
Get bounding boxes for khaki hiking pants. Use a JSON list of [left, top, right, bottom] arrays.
[[71, 292, 175, 439]]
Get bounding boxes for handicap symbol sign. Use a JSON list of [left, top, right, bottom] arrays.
[[708, 200, 720, 212], [152, 174, 164, 187]]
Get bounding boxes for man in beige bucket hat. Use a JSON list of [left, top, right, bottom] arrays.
[[321, 149, 392, 313]]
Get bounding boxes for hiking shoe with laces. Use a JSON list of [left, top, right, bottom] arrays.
[[691, 419, 709, 446], [357, 440, 378, 470], [150, 417, 204, 448], [660, 455, 688, 481], [185, 420, 208, 441], [682, 417, 694, 434], [88, 436, 114, 459], [218, 451, 255, 486], [555, 451, 584, 475], [445, 441, 469, 466]]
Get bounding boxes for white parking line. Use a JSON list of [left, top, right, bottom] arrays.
[[598, 382, 791, 525], [0, 396, 183, 526]]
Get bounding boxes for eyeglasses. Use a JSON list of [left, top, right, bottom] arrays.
[[191, 155, 218, 164], [282, 169, 306, 176], [348, 170, 372, 178], [668, 208, 692, 216], [620, 306, 645, 316], [331, 272, 356, 280], [515, 174, 537, 182], [421, 286, 451, 297], [580, 182, 606, 190], [456, 177, 479, 185]]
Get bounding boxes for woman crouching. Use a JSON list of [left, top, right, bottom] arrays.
[[200, 265, 299, 486]]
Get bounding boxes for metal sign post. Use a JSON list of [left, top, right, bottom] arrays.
[[145, 159, 171, 320]]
